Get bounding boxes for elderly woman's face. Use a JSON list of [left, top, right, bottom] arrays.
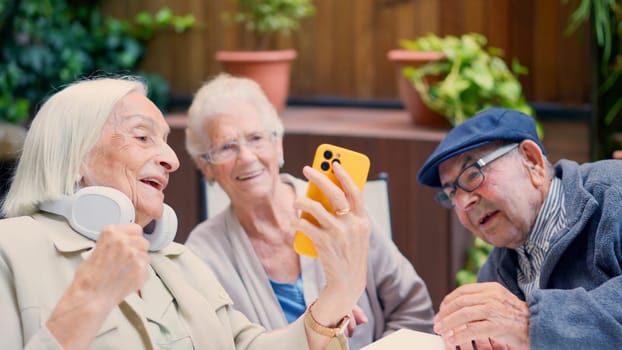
[[438, 143, 543, 248], [200, 102, 282, 204], [80, 91, 179, 226]]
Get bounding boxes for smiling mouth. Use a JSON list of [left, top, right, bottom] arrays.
[[141, 179, 163, 191], [236, 169, 263, 180]]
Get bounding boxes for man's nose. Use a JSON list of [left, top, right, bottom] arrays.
[[453, 187, 479, 211]]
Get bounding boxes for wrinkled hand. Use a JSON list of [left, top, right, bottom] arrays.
[[434, 282, 530, 350], [295, 162, 371, 349], [47, 223, 150, 349], [75, 223, 150, 307], [295, 162, 371, 303]]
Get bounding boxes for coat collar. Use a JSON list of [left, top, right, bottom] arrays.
[[33, 212, 95, 253], [33, 212, 185, 256]]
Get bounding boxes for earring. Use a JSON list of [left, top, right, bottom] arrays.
[[278, 159, 284, 168]]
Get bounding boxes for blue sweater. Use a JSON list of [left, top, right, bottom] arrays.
[[478, 159, 622, 349]]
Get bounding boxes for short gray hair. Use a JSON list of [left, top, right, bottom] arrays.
[[185, 73, 284, 159], [1, 77, 147, 217]]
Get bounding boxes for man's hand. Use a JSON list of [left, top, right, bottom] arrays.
[[434, 282, 530, 350]]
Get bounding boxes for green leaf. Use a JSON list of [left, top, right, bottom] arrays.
[[135, 12, 153, 27], [511, 58, 529, 75], [456, 270, 477, 286], [464, 63, 494, 90], [154, 7, 173, 25], [496, 80, 521, 101], [400, 32, 536, 131], [0, 0, 196, 124], [225, 0, 315, 44]]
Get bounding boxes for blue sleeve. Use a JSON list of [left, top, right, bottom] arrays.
[[529, 276, 622, 348], [528, 182, 622, 348]]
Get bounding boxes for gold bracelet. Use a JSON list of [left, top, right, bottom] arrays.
[[304, 299, 350, 338]]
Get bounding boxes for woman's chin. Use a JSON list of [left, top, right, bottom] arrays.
[[135, 207, 163, 227]]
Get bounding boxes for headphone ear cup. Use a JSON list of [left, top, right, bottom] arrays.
[[40, 186, 135, 241], [40, 186, 176, 251], [144, 203, 177, 252]]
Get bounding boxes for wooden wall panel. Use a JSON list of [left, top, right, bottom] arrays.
[[558, 0, 592, 105], [102, 0, 591, 106], [353, 0, 375, 97], [372, 1, 398, 99], [484, 0, 510, 51], [508, 0, 536, 100], [534, 0, 561, 101]]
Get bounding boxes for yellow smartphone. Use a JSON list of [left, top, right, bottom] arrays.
[[293, 144, 370, 258]]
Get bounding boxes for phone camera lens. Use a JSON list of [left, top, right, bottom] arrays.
[[333, 159, 341, 165], [323, 150, 333, 160], [321, 161, 330, 171]]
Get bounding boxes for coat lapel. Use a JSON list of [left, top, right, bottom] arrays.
[[150, 252, 234, 350]]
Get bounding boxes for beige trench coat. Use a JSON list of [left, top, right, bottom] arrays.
[[0, 213, 327, 350]]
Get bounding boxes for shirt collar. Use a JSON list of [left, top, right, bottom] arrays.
[[517, 176, 565, 256]]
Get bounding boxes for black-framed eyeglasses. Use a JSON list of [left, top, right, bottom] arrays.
[[435, 143, 519, 209], [200, 130, 278, 164]]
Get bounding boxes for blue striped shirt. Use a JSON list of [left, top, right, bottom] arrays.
[[515, 177, 567, 297]]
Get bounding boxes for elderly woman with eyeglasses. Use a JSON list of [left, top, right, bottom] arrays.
[[184, 74, 434, 350]]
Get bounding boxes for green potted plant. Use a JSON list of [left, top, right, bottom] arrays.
[[387, 48, 450, 128], [0, 0, 194, 198], [215, 0, 316, 112], [388, 33, 535, 127]]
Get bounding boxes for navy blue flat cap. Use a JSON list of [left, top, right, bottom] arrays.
[[417, 108, 544, 188]]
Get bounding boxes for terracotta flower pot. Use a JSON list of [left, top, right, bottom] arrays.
[[387, 49, 451, 128], [215, 49, 298, 113]]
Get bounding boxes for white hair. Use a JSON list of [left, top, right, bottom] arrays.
[[1, 77, 147, 217], [185, 73, 284, 159]]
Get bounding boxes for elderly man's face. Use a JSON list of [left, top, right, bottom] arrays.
[[80, 91, 180, 226], [438, 142, 546, 248]]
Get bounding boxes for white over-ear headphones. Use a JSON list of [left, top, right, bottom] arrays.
[[39, 186, 177, 251]]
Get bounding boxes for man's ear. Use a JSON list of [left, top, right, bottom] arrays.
[[518, 140, 547, 186]]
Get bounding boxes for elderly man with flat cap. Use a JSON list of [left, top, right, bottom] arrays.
[[418, 108, 622, 349]]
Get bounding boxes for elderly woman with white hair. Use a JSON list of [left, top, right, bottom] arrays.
[[0, 76, 370, 350], [184, 74, 435, 350]]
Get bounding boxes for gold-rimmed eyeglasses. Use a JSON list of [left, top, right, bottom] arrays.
[[435, 143, 519, 208]]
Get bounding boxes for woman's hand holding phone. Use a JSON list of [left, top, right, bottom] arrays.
[[293, 160, 372, 337], [294, 144, 370, 258]]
